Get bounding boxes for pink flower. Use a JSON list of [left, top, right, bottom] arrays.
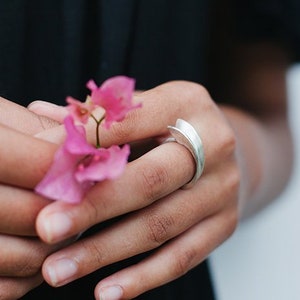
[[35, 116, 130, 203], [66, 96, 95, 124], [35, 75, 139, 204], [87, 76, 141, 128]]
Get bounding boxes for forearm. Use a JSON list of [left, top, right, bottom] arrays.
[[221, 105, 293, 219]]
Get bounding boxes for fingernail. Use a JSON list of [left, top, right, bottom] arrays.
[[98, 285, 123, 300], [46, 258, 78, 286], [28, 100, 60, 110], [43, 213, 72, 243]]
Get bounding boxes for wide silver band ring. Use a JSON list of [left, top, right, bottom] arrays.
[[167, 119, 205, 189]]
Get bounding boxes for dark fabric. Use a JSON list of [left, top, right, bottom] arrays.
[[23, 251, 215, 299], [0, 0, 298, 299], [234, 0, 288, 42], [233, 0, 300, 51], [1, 0, 298, 103], [0, 0, 212, 105]]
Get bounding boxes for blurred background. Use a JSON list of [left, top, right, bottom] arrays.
[[209, 64, 300, 300]]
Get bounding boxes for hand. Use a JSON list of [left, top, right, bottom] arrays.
[[0, 97, 67, 299], [34, 81, 239, 299]]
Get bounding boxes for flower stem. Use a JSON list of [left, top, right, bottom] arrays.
[[91, 114, 105, 148]]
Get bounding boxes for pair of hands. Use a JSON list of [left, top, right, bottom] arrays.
[[0, 81, 239, 299]]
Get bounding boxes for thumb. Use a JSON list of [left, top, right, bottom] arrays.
[[28, 100, 68, 124]]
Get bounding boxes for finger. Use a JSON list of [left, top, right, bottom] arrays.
[[0, 184, 50, 236], [0, 123, 57, 188], [94, 209, 237, 300], [36, 141, 196, 244], [0, 235, 56, 277], [94, 81, 234, 170], [0, 96, 59, 134], [0, 274, 43, 300], [40, 164, 237, 287], [96, 81, 209, 147], [28, 101, 68, 123]]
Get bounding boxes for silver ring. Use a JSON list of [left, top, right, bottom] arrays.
[[167, 119, 205, 189]]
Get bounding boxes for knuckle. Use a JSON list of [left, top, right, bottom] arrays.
[[217, 163, 240, 212], [145, 213, 174, 246], [172, 80, 209, 97], [16, 246, 46, 277], [183, 82, 212, 107], [85, 198, 101, 224], [36, 114, 48, 131], [224, 208, 239, 238], [219, 188, 239, 239], [140, 164, 169, 203], [219, 126, 237, 157], [81, 239, 104, 267], [172, 248, 197, 278], [108, 109, 140, 142], [226, 164, 241, 195], [192, 84, 211, 103], [160, 80, 212, 112]]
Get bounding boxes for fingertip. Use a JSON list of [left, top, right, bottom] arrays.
[[36, 206, 73, 244], [95, 284, 124, 300], [27, 100, 57, 111], [42, 256, 78, 287], [28, 101, 68, 123], [35, 209, 53, 244]]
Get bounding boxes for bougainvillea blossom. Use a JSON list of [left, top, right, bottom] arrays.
[[35, 76, 139, 204], [35, 116, 130, 203]]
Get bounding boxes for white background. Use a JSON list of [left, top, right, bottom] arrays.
[[209, 65, 300, 300]]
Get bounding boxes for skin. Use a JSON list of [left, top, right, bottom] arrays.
[[0, 99, 58, 299], [0, 43, 293, 299]]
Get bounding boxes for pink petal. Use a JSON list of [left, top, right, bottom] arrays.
[[35, 76, 137, 204], [35, 147, 88, 203], [35, 117, 97, 203], [64, 116, 95, 154], [87, 76, 140, 129], [100, 76, 135, 106], [75, 144, 130, 183], [86, 79, 98, 91]]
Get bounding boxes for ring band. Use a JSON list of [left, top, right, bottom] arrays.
[[167, 119, 205, 189]]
